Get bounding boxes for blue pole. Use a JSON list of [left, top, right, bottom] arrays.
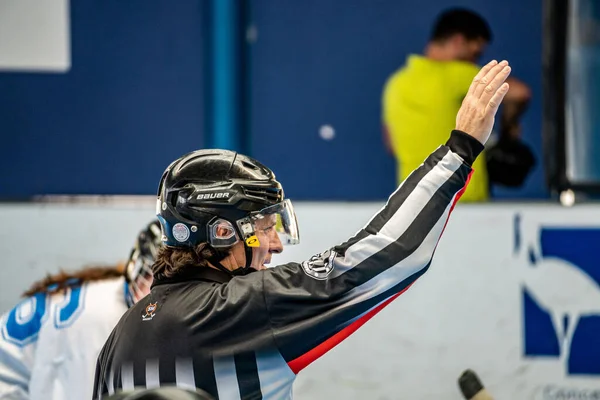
[[212, 0, 240, 151]]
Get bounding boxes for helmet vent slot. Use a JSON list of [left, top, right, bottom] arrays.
[[241, 161, 259, 170], [243, 187, 281, 202]]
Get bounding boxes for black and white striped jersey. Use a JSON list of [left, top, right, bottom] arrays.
[[93, 130, 483, 400]]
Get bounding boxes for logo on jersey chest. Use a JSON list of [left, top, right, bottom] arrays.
[[142, 302, 158, 321]]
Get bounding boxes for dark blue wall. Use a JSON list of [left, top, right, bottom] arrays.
[[249, 0, 545, 200], [0, 1, 206, 196], [0, 0, 545, 200]]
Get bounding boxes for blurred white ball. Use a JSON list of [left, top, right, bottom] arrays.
[[319, 124, 335, 141], [560, 189, 575, 207]]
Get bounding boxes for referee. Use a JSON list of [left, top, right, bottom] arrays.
[[94, 59, 511, 399]]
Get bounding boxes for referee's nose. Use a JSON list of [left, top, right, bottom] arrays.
[[269, 229, 283, 254]]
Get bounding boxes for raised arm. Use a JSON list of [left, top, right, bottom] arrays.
[[261, 60, 512, 373]]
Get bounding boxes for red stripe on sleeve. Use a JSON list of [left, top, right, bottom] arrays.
[[287, 285, 411, 374]]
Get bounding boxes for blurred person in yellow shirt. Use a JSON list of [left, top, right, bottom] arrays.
[[382, 8, 531, 202]]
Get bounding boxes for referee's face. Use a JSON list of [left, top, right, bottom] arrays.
[[249, 214, 284, 269]]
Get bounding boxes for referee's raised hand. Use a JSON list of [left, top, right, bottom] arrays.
[[455, 59, 512, 145]]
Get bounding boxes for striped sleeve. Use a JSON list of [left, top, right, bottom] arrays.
[[262, 132, 481, 374]]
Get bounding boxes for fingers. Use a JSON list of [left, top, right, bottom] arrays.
[[466, 60, 498, 98], [486, 82, 510, 115], [481, 64, 511, 106], [473, 60, 509, 99]]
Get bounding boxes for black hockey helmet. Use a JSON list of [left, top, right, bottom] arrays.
[[156, 149, 299, 262]]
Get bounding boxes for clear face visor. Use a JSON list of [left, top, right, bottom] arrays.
[[208, 199, 300, 248]]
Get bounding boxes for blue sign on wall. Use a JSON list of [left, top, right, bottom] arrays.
[[523, 227, 600, 375]]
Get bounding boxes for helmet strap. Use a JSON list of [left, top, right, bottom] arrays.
[[207, 256, 235, 277], [244, 244, 253, 268], [207, 246, 258, 278], [207, 248, 232, 276]]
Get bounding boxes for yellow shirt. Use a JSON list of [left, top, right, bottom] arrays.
[[382, 55, 489, 202]]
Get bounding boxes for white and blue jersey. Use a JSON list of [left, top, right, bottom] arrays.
[[0, 277, 128, 400]]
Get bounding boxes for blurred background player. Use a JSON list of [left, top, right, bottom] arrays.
[[382, 7, 532, 202], [0, 219, 161, 400]]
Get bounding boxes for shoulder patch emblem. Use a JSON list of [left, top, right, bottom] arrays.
[[142, 302, 158, 321], [301, 249, 337, 280]]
